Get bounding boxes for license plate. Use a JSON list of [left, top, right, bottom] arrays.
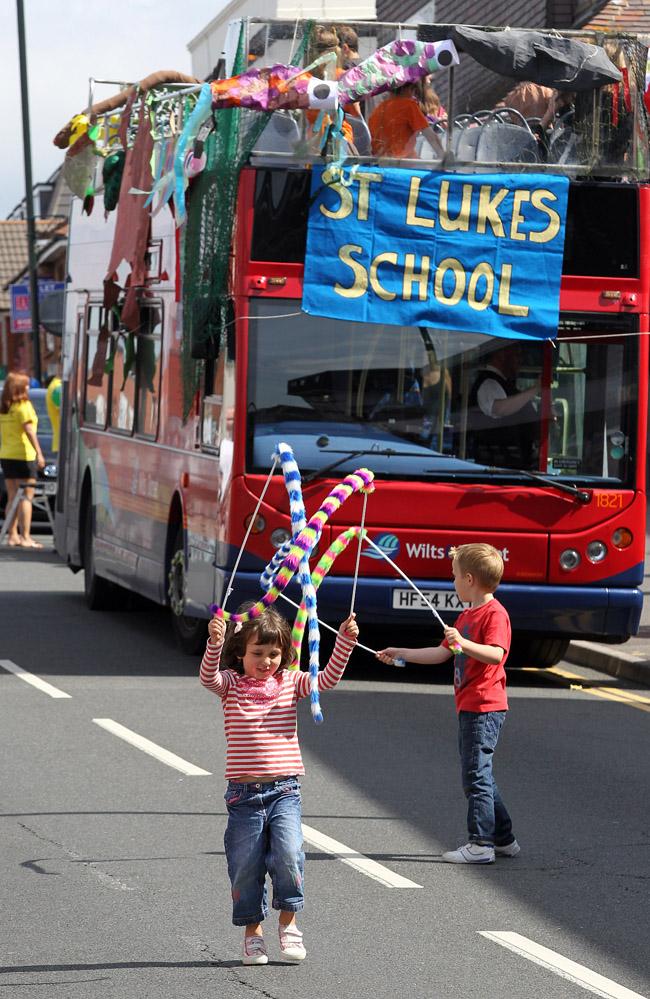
[[392, 588, 468, 611], [43, 482, 57, 495]]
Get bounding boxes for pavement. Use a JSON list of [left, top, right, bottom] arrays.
[[565, 509, 650, 686]]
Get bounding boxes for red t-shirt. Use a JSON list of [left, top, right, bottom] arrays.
[[441, 599, 510, 713]]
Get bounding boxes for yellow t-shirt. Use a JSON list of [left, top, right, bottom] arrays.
[[46, 377, 62, 452], [0, 400, 38, 461]]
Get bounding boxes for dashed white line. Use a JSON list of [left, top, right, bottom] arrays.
[[301, 823, 422, 888], [480, 931, 648, 999], [0, 659, 71, 699], [92, 719, 211, 776]]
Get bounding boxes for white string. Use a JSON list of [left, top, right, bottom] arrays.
[[288, 18, 299, 64], [277, 591, 379, 658], [361, 533, 448, 629], [221, 455, 279, 612], [349, 494, 368, 616]]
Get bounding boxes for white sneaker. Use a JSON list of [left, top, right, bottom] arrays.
[[495, 839, 521, 857], [443, 842, 495, 864], [242, 935, 268, 965], [279, 924, 306, 962]]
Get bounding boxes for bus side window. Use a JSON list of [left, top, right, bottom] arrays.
[[110, 332, 136, 434], [135, 307, 162, 438], [84, 305, 110, 428], [202, 349, 235, 453]]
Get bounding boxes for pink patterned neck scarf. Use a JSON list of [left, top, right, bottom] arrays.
[[238, 673, 284, 705]]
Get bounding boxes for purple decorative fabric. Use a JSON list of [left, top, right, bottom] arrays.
[[338, 38, 459, 104]]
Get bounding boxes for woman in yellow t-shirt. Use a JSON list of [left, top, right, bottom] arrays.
[[0, 372, 45, 548]]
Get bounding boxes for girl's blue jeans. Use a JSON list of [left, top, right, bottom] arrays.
[[223, 777, 305, 926], [458, 710, 514, 847]]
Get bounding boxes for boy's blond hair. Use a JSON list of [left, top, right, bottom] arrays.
[[451, 543, 504, 592]]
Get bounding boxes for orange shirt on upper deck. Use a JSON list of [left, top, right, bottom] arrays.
[[368, 94, 430, 158]]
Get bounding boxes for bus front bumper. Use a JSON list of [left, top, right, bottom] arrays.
[[215, 574, 642, 641]]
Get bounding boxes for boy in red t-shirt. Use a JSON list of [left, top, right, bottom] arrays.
[[377, 543, 519, 864]]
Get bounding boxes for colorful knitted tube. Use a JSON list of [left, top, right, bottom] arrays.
[[211, 444, 374, 724], [289, 526, 361, 665]]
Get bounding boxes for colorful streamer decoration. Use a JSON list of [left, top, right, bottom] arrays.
[[211, 442, 375, 723]]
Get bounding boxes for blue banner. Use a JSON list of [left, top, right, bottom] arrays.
[[302, 167, 569, 341]]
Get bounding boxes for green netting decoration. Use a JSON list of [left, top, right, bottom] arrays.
[[180, 20, 314, 418]]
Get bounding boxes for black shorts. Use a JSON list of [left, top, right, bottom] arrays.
[[0, 458, 37, 481]]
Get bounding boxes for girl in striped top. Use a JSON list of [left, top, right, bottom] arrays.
[[200, 605, 358, 966]]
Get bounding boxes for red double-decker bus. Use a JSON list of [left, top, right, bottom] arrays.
[[55, 20, 647, 664]]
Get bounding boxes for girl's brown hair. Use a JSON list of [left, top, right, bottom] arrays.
[[0, 372, 30, 414], [220, 603, 296, 674]]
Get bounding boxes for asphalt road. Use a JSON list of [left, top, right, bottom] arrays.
[[1, 541, 649, 999]]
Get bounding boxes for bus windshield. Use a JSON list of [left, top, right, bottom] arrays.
[[245, 300, 636, 486]]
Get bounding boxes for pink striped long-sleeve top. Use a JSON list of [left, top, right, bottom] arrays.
[[199, 633, 356, 779]]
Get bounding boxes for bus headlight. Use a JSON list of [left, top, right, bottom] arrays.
[[270, 528, 291, 548], [244, 514, 265, 534], [612, 527, 633, 549], [559, 548, 581, 571], [586, 540, 607, 563]]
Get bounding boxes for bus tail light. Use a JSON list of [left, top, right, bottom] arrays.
[[612, 527, 633, 549], [559, 549, 580, 571], [586, 540, 607, 563], [245, 514, 266, 534]]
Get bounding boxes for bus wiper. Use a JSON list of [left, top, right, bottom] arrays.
[[486, 465, 591, 504], [303, 447, 427, 483]]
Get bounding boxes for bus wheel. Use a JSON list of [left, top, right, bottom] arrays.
[[82, 502, 126, 611], [511, 636, 569, 669], [168, 531, 207, 655]]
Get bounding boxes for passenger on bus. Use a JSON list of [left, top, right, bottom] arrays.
[[200, 604, 359, 966], [418, 76, 447, 125], [467, 343, 541, 469], [368, 81, 446, 159], [335, 23, 360, 70]]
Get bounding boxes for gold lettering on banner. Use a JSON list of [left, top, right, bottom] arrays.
[[467, 262, 495, 311], [406, 177, 435, 228], [356, 172, 383, 221], [370, 252, 398, 300], [510, 190, 531, 241], [438, 181, 472, 232], [320, 169, 353, 219], [434, 258, 466, 305], [403, 254, 431, 301], [498, 263, 529, 316], [529, 190, 561, 243], [476, 186, 508, 236], [335, 245, 368, 298]]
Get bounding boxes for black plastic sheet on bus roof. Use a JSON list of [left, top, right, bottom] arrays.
[[432, 25, 623, 91]]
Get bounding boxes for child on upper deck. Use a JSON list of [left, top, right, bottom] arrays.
[[368, 81, 445, 159], [376, 543, 519, 864]]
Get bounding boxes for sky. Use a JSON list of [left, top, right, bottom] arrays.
[[0, 0, 226, 217]]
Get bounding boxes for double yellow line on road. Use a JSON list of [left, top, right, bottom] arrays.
[[522, 665, 650, 714]]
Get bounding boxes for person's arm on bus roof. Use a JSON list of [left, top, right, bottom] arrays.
[[375, 644, 453, 665]]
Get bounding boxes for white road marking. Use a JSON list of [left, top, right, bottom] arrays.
[[0, 659, 71, 699], [92, 719, 212, 776], [480, 931, 648, 999], [301, 822, 422, 888]]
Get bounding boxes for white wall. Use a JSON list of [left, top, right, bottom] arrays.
[[188, 0, 376, 80]]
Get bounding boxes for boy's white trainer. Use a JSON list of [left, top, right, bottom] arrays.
[[442, 843, 495, 864], [495, 839, 521, 857], [242, 935, 268, 965], [279, 924, 307, 962]]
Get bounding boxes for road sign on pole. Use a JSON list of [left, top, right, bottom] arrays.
[[9, 280, 65, 333]]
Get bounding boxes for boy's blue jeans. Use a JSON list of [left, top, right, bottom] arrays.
[[223, 777, 304, 926], [458, 710, 515, 847]]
